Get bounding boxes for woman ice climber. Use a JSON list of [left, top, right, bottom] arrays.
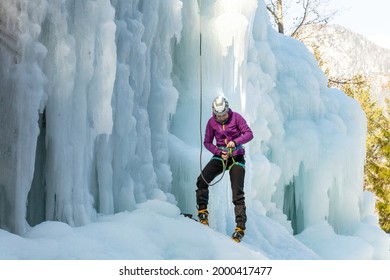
[[196, 95, 253, 242]]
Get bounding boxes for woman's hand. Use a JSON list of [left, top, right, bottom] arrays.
[[221, 150, 229, 160], [221, 141, 236, 160], [221, 151, 229, 160], [226, 141, 236, 148]]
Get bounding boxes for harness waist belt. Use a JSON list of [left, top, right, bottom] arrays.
[[218, 144, 243, 151]]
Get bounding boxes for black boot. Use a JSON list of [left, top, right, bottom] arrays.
[[198, 209, 209, 226], [231, 227, 245, 242]]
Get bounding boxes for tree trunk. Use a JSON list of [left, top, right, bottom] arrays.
[[277, 0, 284, 34]]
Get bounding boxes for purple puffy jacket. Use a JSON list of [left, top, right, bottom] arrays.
[[204, 109, 253, 156]]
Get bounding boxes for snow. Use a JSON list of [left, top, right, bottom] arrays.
[[0, 0, 389, 264]]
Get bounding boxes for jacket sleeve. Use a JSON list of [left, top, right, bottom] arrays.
[[234, 113, 253, 146], [204, 119, 221, 156]]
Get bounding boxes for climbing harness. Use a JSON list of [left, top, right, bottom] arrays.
[[216, 145, 245, 170]]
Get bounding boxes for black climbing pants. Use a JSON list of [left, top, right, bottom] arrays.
[[196, 155, 247, 229]]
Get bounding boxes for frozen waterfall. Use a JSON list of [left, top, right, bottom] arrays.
[[0, 0, 388, 259]]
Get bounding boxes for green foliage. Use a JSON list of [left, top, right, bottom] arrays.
[[341, 75, 390, 233]]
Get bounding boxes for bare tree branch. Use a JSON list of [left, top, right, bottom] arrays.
[[265, 0, 338, 41]]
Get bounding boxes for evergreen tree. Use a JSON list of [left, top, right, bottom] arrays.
[[371, 98, 390, 232]]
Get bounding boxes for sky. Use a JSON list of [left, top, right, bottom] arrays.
[[331, 0, 390, 49]]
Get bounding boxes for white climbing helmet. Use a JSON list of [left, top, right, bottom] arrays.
[[212, 96, 229, 116]]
